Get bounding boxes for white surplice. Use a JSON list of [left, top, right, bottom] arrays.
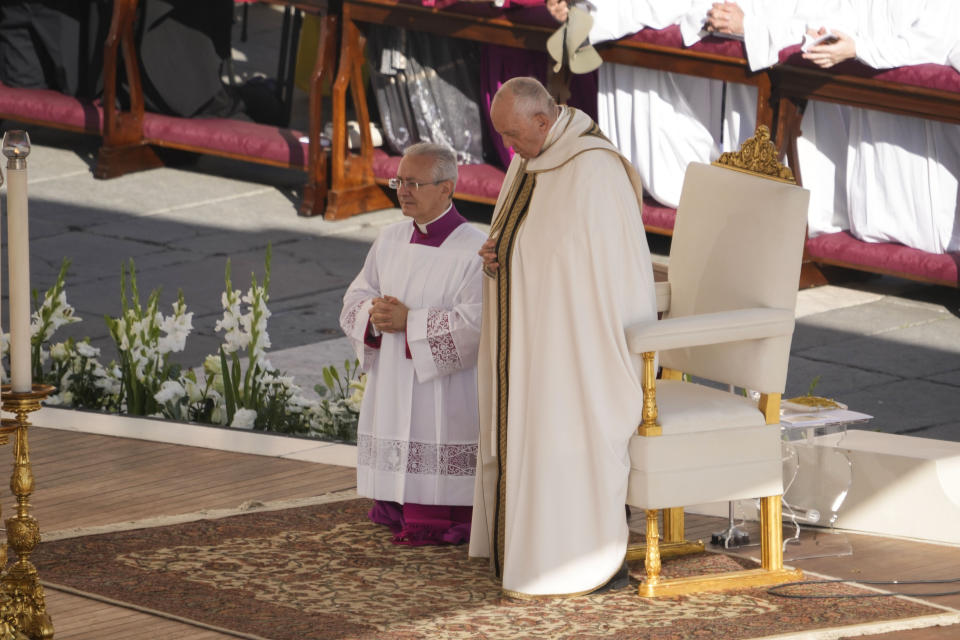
[[469, 107, 658, 597], [341, 218, 487, 506], [836, 0, 960, 253]]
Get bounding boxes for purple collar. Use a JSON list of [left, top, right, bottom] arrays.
[[409, 204, 467, 247]]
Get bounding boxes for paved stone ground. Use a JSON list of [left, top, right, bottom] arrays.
[[8, 125, 957, 442], [1, 1, 956, 441]]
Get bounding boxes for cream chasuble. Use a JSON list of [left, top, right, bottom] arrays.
[[341, 216, 487, 506], [469, 108, 658, 597]]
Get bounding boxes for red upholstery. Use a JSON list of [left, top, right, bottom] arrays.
[[0, 81, 102, 133], [391, 0, 556, 27], [778, 45, 960, 95], [641, 197, 677, 232], [807, 231, 959, 286], [142, 113, 308, 167], [624, 25, 746, 59]]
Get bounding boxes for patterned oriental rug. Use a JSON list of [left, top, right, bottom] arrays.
[[33, 498, 956, 639]]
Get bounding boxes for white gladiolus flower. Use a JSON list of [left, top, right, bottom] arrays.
[[45, 394, 65, 406], [215, 309, 239, 332], [222, 329, 250, 354], [94, 375, 122, 396], [184, 377, 205, 403], [49, 342, 70, 361], [154, 380, 186, 404], [203, 354, 222, 375], [346, 390, 364, 412], [157, 308, 193, 354], [75, 341, 101, 358], [231, 408, 257, 429]]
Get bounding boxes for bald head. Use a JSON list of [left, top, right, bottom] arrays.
[[490, 77, 559, 159]]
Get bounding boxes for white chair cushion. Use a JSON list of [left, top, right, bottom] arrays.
[[655, 380, 767, 435], [627, 380, 782, 510]]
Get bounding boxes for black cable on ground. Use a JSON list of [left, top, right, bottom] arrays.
[[768, 577, 960, 599]]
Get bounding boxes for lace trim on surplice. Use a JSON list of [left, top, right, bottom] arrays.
[[357, 434, 477, 477], [426, 308, 462, 375]]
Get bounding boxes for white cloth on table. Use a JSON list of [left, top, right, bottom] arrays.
[[341, 219, 486, 506]]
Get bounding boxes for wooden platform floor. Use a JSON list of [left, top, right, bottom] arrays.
[[12, 427, 960, 639]]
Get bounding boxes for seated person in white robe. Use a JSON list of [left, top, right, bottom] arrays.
[[702, 0, 853, 240], [799, 0, 960, 254], [588, 0, 731, 209], [565, 0, 760, 209], [713, 0, 960, 254], [471, 77, 657, 597], [340, 142, 487, 545]]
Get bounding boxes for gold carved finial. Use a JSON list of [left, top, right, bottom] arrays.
[[713, 125, 795, 184]]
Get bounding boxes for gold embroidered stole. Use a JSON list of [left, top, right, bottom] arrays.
[[489, 162, 536, 578]]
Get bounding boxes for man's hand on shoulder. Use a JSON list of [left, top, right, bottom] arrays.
[[370, 296, 408, 333]]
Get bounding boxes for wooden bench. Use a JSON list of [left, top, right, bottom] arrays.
[[0, 0, 339, 217], [326, 0, 563, 219]]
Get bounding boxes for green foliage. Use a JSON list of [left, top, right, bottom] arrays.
[[104, 260, 183, 416], [312, 359, 363, 442]]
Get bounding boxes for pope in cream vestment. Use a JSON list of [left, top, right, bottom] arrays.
[[469, 107, 658, 597]]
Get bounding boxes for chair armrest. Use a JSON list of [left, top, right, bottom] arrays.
[[626, 308, 794, 353]]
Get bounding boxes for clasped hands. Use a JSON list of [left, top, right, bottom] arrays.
[[704, 1, 744, 36], [370, 296, 408, 333]]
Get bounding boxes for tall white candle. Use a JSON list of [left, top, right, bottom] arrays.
[[5, 130, 31, 393]]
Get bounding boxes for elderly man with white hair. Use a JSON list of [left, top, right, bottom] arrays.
[[471, 77, 657, 597], [341, 142, 487, 546]]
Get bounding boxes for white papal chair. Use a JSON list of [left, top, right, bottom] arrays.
[[626, 126, 810, 597]]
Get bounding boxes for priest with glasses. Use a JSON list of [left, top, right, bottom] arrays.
[[340, 142, 486, 545]]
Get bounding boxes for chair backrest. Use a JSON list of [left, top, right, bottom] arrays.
[[661, 150, 809, 393]]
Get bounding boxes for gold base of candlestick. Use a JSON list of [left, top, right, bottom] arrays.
[[1, 384, 55, 640]]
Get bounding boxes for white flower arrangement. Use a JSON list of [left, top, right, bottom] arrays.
[[2, 251, 362, 443]]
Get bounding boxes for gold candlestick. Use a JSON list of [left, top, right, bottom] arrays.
[[1, 384, 54, 640]]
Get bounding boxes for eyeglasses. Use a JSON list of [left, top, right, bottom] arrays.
[[388, 177, 446, 190]]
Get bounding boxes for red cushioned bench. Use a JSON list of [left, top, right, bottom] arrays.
[[771, 46, 960, 287], [0, 81, 103, 135], [95, 0, 337, 217]]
